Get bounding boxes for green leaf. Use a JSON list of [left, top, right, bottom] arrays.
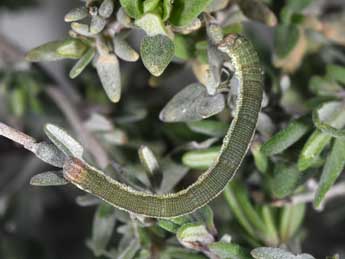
[[174, 34, 194, 60], [251, 142, 269, 174], [71, 22, 94, 37], [251, 247, 315, 259], [169, 0, 213, 26], [208, 242, 252, 259], [261, 206, 279, 246], [187, 120, 227, 137], [274, 24, 299, 59], [69, 48, 95, 79], [90, 15, 107, 34], [30, 171, 68, 186], [99, 0, 114, 18], [143, 0, 160, 13], [87, 203, 117, 256], [193, 206, 216, 235], [140, 35, 175, 76], [135, 13, 168, 36], [314, 138, 345, 208], [326, 64, 345, 85], [261, 116, 311, 156], [159, 83, 225, 122], [44, 124, 84, 159], [158, 219, 180, 233], [26, 39, 87, 62], [279, 204, 306, 243], [177, 223, 214, 249], [182, 146, 220, 170], [237, 0, 277, 26], [10, 88, 25, 116], [119, 0, 143, 19], [162, 0, 173, 21], [64, 7, 88, 22], [309, 76, 342, 96], [113, 34, 139, 62], [271, 164, 302, 199], [95, 53, 122, 103]]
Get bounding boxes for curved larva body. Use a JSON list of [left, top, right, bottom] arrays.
[[63, 34, 263, 218]]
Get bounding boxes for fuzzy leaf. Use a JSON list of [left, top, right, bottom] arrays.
[[177, 223, 214, 249], [30, 171, 68, 186], [274, 24, 299, 59], [34, 142, 66, 167], [159, 83, 225, 122], [169, 0, 213, 26], [326, 64, 345, 85], [71, 22, 94, 37], [208, 242, 252, 259], [140, 35, 174, 76], [251, 247, 315, 259], [44, 124, 84, 159], [119, 0, 143, 19], [271, 164, 302, 199], [314, 138, 345, 208], [187, 120, 227, 137], [90, 15, 107, 34], [64, 7, 88, 22], [135, 13, 168, 36], [95, 53, 122, 103], [69, 48, 95, 79], [99, 0, 114, 18], [113, 34, 139, 62]]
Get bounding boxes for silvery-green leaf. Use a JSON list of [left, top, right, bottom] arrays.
[[174, 34, 194, 60], [158, 219, 180, 233], [309, 76, 342, 96], [159, 83, 225, 122], [30, 171, 68, 186], [314, 138, 345, 208], [84, 113, 114, 132], [207, 23, 223, 45], [193, 206, 216, 235], [169, 0, 213, 26], [237, 0, 277, 26], [140, 35, 175, 76], [143, 0, 160, 13], [159, 159, 189, 193], [69, 48, 96, 79], [251, 247, 315, 259], [99, 0, 114, 18], [251, 142, 268, 173], [95, 53, 121, 103], [34, 142, 66, 167], [87, 203, 117, 257], [206, 45, 226, 95], [138, 145, 160, 177], [44, 124, 84, 159], [208, 242, 251, 259], [135, 13, 168, 36], [119, 0, 143, 19], [113, 34, 139, 62], [177, 223, 214, 249], [90, 15, 107, 34], [118, 239, 140, 259], [313, 101, 345, 138], [280, 204, 306, 243], [187, 120, 227, 137], [71, 22, 94, 37], [76, 194, 101, 207], [26, 39, 87, 62], [64, 7, 88, 22], [116, 7, 131, 27], [182, 146, 220, 170]]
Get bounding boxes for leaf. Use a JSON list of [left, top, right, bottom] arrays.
[[309, 76, 342, 96], [174, 34, 195, 60], [162, 0, 173, 21], [251, 142, 269, 174], [87, 203, 117, 256], [251, 247, 315, 259], [140, 35, 175, 76], [69, 48, 95, 79], [193, 206, 217, 235], [143, 0, 160, 13], [90, 15, 107, 34], [182, 146, 220, 170], [208, 242, 252, 259], [159, 158, 189, 193], [279, 204, 306, 243], [237, 0, 277, 27], [34, 142, 67, 167], [176, 223, 214, 249], [169, 0, 213, 26], [26, 39, 87, 62], [113, 34, 139, 62], [326, 64, 345, 85], [44, 124, 84, 159], [274, 24, 300, 59], [138, 145, 160, 176], [64, 7, 88, 22], [76, 194, 101, 207], [256, 117, 299, 148], [159, 83, 225, 122], [271, 164, 303, 199], [314, 138, 345, 208], [30, 171, 68, 186], [118, 239, 140, 259], [99, 0, 114, 18], [187, 120, 227, 137], [158, 219, 180, 233], [119, 0, 143, 19], [95, 53, 122, 103], [71, 22, 94, 37], [312, 101, 345, 138]]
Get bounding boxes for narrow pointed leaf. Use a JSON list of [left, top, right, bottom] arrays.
[[314, 138, 345, 208], [182, 146, 220, 170], [44, 124, 84, 159], [187, 120, 227, 137], [95, 53, 121, 103], [140, 35, 174, 76], [159, 83, 225, 122], [30, 171, 68, 186], [69, 48, 95, 79], [279, 204, 306, 243], [271, 164, 302, 199]]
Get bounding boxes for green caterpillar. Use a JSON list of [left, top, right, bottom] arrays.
[[63, 34, 263, 218]]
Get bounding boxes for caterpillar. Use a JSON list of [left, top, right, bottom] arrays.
[[63, 34, 263, 218]]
